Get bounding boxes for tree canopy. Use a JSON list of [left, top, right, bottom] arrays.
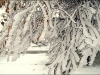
[[0, 0, 100, 75]]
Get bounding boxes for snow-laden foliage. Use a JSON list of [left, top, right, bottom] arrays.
[[0, 0, 100, 75]]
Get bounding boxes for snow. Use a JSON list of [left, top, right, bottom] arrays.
[[0, 7, 5, 30], [0, 53, 100, 74], [71, 66, 100, 74], [0, 4, 100, 75], [0, 54, 49, 74], [27, 43, 49, 51]]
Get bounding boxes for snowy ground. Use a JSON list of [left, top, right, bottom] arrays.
[[0, 54, 49, 74], [72, 66, 100, 74], [0, 53, 100, 74], [0, 6, 100, 75]]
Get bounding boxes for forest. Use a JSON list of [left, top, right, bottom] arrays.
[[0, 0, 100, 75]]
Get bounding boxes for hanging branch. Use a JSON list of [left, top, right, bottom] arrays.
[[0, 0, 100, 75]]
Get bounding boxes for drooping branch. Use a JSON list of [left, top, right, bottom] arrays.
[[0, 0, 100, 75]]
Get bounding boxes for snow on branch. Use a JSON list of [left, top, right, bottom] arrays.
[[0, 0, 100, 75]]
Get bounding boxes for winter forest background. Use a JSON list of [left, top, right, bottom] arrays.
[[0, 0, 100, 74]]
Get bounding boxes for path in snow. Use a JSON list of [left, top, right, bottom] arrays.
[[0, 53, 100, 74], [0, 54, 49, 74]]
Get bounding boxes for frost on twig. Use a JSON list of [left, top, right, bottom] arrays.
[[0, 0, 100, 75], [47, 0, 100, 75]]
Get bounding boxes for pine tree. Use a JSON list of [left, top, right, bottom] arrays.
[[0, 0, 100, 75]]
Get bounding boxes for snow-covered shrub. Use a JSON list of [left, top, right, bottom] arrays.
[[0, 0, 100, 75]]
